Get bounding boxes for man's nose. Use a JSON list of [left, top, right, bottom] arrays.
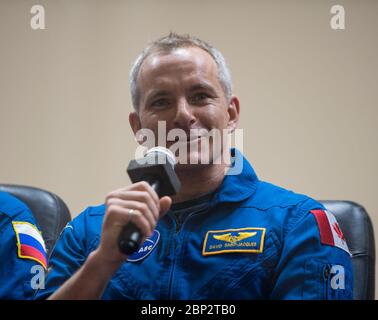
[[172, 97, 195, 128]]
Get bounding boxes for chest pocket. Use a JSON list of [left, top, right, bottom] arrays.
[[195, 230, 281, 299]]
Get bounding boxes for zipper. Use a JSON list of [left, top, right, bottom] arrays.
[[167, 216, 179, 299], [323, 265, 331, 300], [173, 213, 182, 233], [166, 206, 210, 299]]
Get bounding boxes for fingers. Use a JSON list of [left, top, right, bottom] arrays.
[[105, 181, 165, 239], [107, 181, 159, 203], [106, 205, 152, 237], [159, 196, 172, 218], [106, 199, 156, 236], [109, 191, 159, 219], [105, 182, 173, 240], [123, 181, 160, 208]]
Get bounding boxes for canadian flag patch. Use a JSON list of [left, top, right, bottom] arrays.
[[310, 209, 350, 255]]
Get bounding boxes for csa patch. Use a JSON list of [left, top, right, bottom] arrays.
[[310, 209, 350, 255], [202, 227, 266, 256], [12, 221, 47, 269], [127, 230, 160, 262]]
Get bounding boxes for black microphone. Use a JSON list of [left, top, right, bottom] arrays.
[[118, 147, 181, 255]]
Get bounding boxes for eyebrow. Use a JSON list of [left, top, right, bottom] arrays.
[[189, 83, 217, 95], [145, 90, 171, 102], [145, 82, 218, 102]]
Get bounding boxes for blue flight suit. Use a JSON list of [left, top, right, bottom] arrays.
[[0, 191, 47, 299], [35, 149, 353, 299]]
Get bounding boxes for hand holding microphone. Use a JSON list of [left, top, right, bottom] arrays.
[[96, 147, 180, 267], [118, 147, 181, 255]]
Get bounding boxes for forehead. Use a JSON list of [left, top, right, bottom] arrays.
[[137, 47, 221, 92]]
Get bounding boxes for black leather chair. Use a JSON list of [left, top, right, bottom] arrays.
[[320, 200, 375, 300], [0, 184, 71, 256]]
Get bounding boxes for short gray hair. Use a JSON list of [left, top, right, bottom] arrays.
[[129, 33, 233, 111]]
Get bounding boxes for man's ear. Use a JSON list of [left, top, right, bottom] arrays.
[[227, 96, 240, 133], [129, 111, 142, 137]]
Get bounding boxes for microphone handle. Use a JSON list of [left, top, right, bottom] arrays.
[[118, 179, 160, 255]]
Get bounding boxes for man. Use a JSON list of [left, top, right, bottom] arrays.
[[36, 33, 353, 299], [0, 190, 47, 299]]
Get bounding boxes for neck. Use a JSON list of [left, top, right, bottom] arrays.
[[171, 152, 230, 203]]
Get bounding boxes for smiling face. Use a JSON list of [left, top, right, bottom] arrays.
[[129, 46, 240, 170]]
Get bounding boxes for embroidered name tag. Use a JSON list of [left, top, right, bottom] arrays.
[[202, 227, 266, 256]]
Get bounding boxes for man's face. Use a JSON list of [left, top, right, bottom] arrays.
[[130, 46, 239, 168]]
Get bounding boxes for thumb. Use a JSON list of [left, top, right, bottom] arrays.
[[159, 196, 172, 218]]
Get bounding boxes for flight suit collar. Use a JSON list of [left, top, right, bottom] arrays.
[[211, 148, 259, 205]]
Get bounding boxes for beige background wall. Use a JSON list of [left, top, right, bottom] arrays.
[[1, 0, 377, 297]]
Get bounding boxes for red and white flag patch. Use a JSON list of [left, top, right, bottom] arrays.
[[310, 209, 350, 255]]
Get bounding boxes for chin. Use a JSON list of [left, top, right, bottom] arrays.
[[175, 161, 211, 173]]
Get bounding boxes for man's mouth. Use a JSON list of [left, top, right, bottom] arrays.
[[170, 132, 209, 142], [174, 136, 206, 143]]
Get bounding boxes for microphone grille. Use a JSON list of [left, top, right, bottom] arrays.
[[145, 147, 176, 167]]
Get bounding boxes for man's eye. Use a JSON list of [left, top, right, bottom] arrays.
[[151, 99, 169, 108], [190, 93, 210, 103]]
